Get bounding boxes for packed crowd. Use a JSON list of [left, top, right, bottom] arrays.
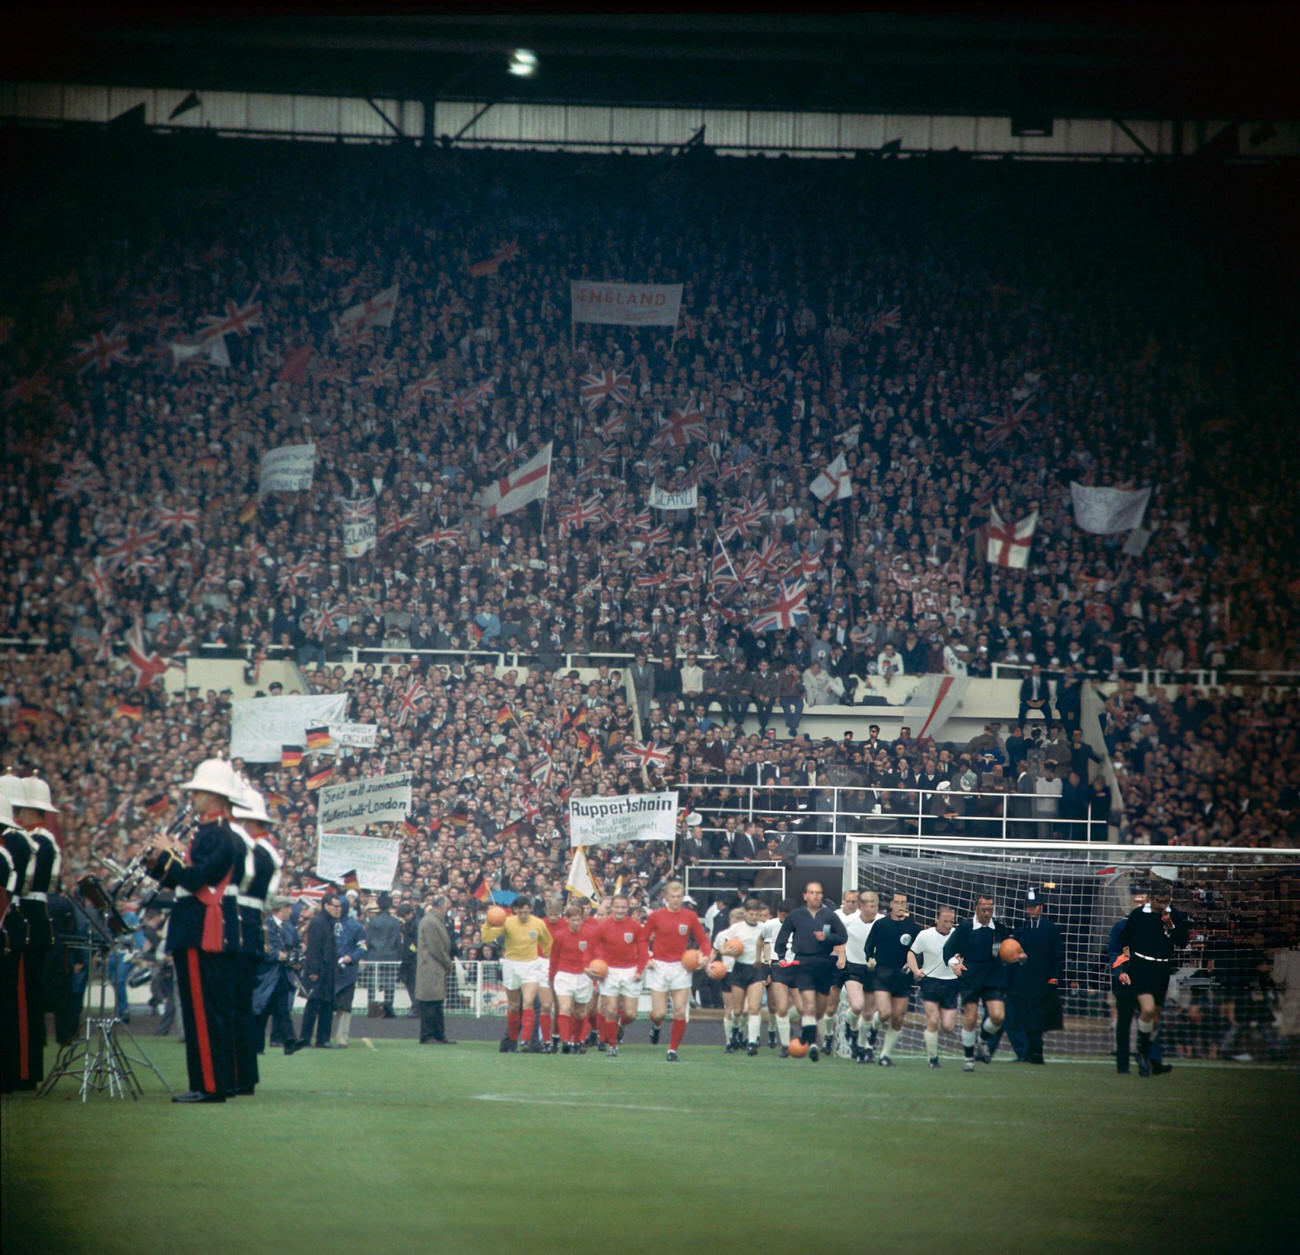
[[1, 134, 1297, 944]]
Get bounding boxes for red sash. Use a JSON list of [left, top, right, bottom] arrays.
[[190, 813, 234, 952]]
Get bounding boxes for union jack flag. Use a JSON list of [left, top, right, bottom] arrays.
[[314, 602, 343, 638], [978, 399, 1035, 449], [269, 265, 302, 289], [198, 289, 263, 340], [718, 496, 768, 542], [313, 360, 351, 385], [711, 533, 741, 587], [89, 559, 112, 604], [415, 526, 463, 550], [600, 412, 628, 440], [379, 509, 418, 543], [641, 525, 670, 547], [634, 571, 669, 589], [869, 305, 902, 334], [154, 504, 201, 532], [750, 579, 809, 634], [651, 400, 707, 450], [123, 550, 164, 578], [69, 324, 133, 375], [629, 509, 652, 532], [123, 623, 168, 688], [3, 370, 52, 410], [579, 370, 632, 411], [358, 360, 398, 389], [336, 284, 399, 340], [54, 464, 104, 499], [340, 497, 376, 523], [468, 240, 520, 278], [558, 495, 606, 531], [278, 558, 320, 590], [620, 741, 672, 771], [395, 676, 430, 727], [101, 526, 161, 571], [784, 552, 822, 583]]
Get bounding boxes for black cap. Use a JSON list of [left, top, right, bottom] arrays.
[[1025, 887, 1041, 905]]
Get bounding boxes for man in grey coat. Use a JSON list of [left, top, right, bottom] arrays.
[[416, 893, 454, 1044]]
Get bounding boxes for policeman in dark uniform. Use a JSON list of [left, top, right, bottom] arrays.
[[10, 776, 63, 1088], [145, 758, 243, 1102], [1117, 878, 1190, 1077], [944, 892, 1013, 1070], [229, 785, 285, 1094], [1006, 887, 1064, 1064]]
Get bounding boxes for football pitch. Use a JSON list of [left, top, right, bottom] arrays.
[[3, 1038, 1296, 1254]]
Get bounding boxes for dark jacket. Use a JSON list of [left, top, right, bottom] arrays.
[[302, 908, 337, 1002]]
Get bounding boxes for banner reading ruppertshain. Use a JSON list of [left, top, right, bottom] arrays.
[[568, 791, 679, 847]]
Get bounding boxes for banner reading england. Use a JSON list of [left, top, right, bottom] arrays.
[[568, 791, 679, 848], [569, 280, 683, 329]]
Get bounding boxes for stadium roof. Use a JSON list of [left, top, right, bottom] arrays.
[[5, 6, 1296, 122]]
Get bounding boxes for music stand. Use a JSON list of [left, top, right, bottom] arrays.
[[38, 890, 174, 1101]]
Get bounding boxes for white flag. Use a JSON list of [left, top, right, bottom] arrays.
[[566, 845, 601, 903], [480, 443, 552, 518], [170, 336, 230, 369], [1070, 482, 1152, 535], [809, 452, 853, 502], [986, 507, 1038, 568], [336, 284, 400, 337]]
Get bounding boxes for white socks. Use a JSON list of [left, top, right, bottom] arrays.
[[924, 1029, 939, 1058], [962, 1027, 978, 1048], [776, 1017, 791, 1046], [883, 1027, 901, 1059], [747, 1014, 761, 1044]]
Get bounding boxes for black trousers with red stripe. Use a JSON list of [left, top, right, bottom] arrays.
[[232, 955, 260, 1093], [173, 947, 236, 1097], [19, 946, 49, 1084], [0, 951, 22, 1093]]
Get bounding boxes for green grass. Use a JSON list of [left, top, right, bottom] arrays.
[[3, 1039, 1297, 1254]]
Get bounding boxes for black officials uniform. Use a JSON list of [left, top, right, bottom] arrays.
[[944, 916, 1012, 1006], [149, 816, 240, 1099], [864, 915, 921, 998], [1118, 903, 1191, 1004], [774, 905, 847, 995], [231, 827, 281, 1095], [0, 836, 29, 1093], [16, 821, 59, 1086]]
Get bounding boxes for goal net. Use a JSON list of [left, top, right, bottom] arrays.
[[840, 837, 1300, 1064]]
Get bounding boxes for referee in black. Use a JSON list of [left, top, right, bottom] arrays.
[[773, 881, 847, 1061], [1117, 879, 1190, 1076]]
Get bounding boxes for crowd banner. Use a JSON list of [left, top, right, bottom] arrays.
[[568, 791, 679, 848], [258, 443, 317, 494], [647, 483, 698, 511], [341, 497, 378, 558], [230, 694, 349, 763], [331, 722, 379, 749], [569, 280, 683, 329], [317, 833, 401, 890], [1069, 482, 1152, 535], [317, 771, 414, 833]]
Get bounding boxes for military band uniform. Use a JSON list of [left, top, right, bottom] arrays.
[[149, 815, 241, 1100], [0, 835, 27, 1093], [14, 814, 60, 1086], [225, 821, 259, 1093]]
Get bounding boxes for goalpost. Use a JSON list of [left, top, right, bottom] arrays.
[[840, 836, 1300, 1063]]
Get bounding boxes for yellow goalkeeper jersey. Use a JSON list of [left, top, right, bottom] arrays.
[[482, 914, 553, 961]]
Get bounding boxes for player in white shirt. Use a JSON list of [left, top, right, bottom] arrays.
[[906, 905, 960, 1068], [840, 890, 885, 1063], [759, 898, 799, 1056], [821, 888, 859, 1053], [712, 899, 768, 1055]]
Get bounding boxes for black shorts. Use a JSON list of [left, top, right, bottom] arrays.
[[874, 966, 913, 999], [1128, 958, 1172, 1003], [841, 962, 873, 989], [920, 977, 960, 1010], [770, 962, 799, 987], [792, 956, 838, 996], [728, 962, 762, 990], [958, 965, 1008, 1005]]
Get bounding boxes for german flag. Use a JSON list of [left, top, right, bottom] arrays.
[[193, 455, 219, 473], [340, 869, 360, 893], [305, 725, 332, 752], [281, 745, 304, 769], [113, 702, 143, 722], [447, 808, 469, 829], [468, 872, 491, 903], [144, 793, 170, 817], [264, 790, 290, 810], [400, 817, 418, 839], [305, 764, 334, 791], [237, 499, 258, 524]]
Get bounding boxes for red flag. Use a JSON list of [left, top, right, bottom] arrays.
[[278, 345, 313, 384]]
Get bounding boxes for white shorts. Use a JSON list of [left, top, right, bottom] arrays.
[[599, 966, 643, 999], [643, 959, 693, 993], [552, 970, 594, 1003], [502, 957, 549, 991]]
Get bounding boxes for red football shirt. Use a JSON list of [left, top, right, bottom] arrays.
[[644, 907, 711, 962], [548, 918, 602, 982], [594, 915, 648, 971]]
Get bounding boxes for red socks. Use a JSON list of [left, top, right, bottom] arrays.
[[521, 1008, 535, 1045], [539, 1012, 551, 1040], [670, 1019, 687, 1051], [507, 1009, 521, 1041]]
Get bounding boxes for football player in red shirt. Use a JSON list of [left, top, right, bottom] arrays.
[[644, 880, 712, 1060], [547, 901, 603, 1053], [593, 894, 647, 1057]]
